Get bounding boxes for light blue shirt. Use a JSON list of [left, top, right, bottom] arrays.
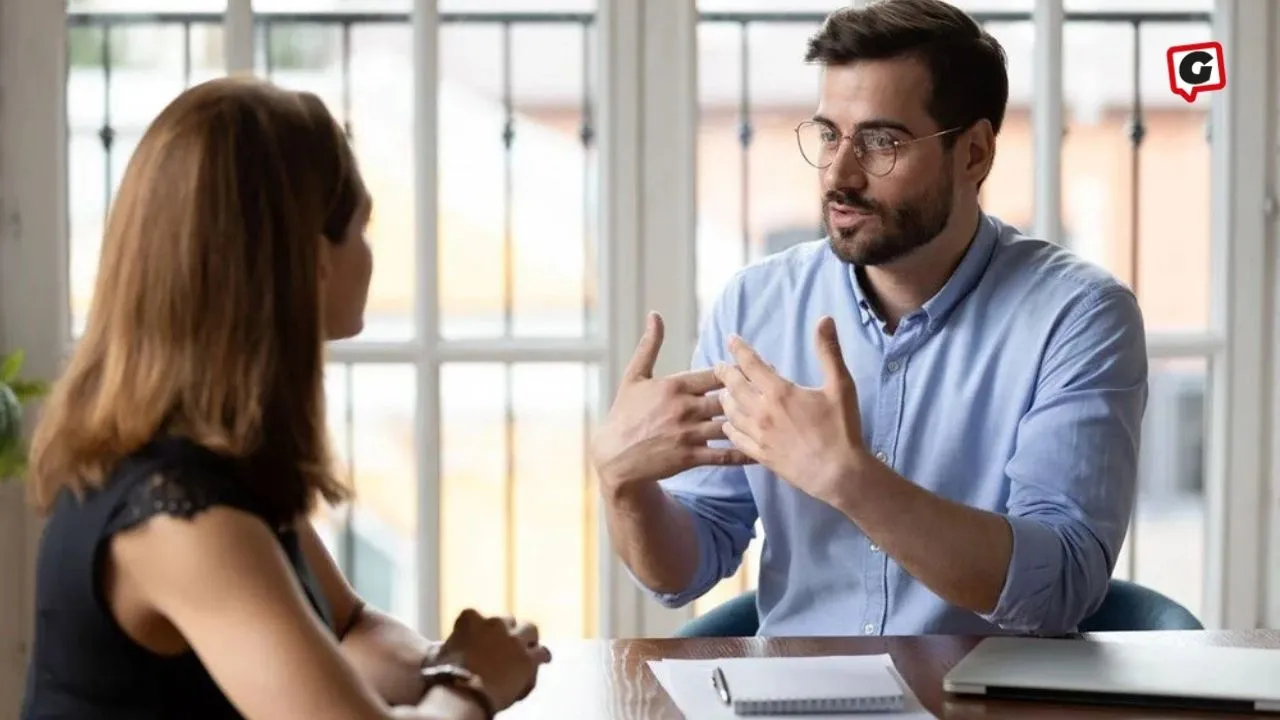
[[646, 213, 1147, 636]]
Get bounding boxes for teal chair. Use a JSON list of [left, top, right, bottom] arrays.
[[674, 579, 1203, 638]]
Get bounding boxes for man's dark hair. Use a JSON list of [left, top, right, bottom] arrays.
[[804, 0, 1009, 145]]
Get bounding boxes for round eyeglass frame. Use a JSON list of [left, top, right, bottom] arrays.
[[794, 120, 963, 176]]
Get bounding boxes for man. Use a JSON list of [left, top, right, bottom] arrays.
[[589, 0, 1147, 637]]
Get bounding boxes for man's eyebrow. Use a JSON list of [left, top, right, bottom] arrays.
[[810, 114, 914, 136]]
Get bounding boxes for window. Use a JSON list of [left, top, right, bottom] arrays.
[[42, 0, 1267, 638]]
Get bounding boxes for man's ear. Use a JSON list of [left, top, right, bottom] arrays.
[[963, 119, 996, 186]]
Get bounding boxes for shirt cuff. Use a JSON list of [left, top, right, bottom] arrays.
[[980, 515, 1065, 633], [628, 493, 722, 609]]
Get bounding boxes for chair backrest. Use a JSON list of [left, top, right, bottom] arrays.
[[674, 579, 1204, 637], [674, 590, 759, 638], [1077, 578, 1204, 632]]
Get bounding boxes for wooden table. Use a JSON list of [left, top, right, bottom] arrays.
[[505, 630, 1280, 718]]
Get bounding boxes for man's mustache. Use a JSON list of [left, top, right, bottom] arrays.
[[824, 189, 879, 213]]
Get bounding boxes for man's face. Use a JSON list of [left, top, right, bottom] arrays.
[[815, 57, 957, 266]]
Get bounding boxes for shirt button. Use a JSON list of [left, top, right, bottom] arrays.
[[874, 451, 888, 463], [886, 360, 900, 373], [870, 543, 880, 553], [864, 623, 876, 635]]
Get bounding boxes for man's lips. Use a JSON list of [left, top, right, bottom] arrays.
[[828, 203, 873, 230]]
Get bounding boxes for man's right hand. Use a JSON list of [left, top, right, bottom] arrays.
[[590, 312, 752, 495]]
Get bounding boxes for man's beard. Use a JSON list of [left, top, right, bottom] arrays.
[[823, 171, 954, 266]]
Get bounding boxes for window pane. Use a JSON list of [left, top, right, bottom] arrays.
[[696, 19, 823, 321], [67, 18, 225, 335], [255, 0, 407, 10], [1113, 356, 1207, 622], [441, 0, 595, 11], [975, 21, 1034, 233], [323, 363, 420, 629], [257, 20, 417, 342], [440, 363, 599, 639], [1062, 20, 1211, 332], [1066, 0, 1210, 9], [439, 19, 597, 339], [70, 0, 224, 9], [698, 0, 1028, 10]]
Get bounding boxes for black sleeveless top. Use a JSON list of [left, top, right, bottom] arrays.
[[21, 437, 336, 719]]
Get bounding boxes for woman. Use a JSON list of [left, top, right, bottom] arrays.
[[20, 77, 547, 720]]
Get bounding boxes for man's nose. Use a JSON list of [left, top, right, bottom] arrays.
[[822, 142, 868, 193]]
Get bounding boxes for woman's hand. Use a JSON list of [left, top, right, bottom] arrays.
[[431, 610, 551, 711]]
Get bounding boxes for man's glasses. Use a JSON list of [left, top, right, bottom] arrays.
[[794, 120, 962, 177]]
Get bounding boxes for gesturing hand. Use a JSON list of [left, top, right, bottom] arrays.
[[433, 610, 551, 712], [714, 316, 866, 504], [590, 312, 752, 494]]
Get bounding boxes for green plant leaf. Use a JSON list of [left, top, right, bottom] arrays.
[[9, 379, 49, 403], [0, 440, 25, 480], [0, 350, 22, 384]]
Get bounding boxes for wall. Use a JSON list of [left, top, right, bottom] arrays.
[[0, 0, 66, 712]]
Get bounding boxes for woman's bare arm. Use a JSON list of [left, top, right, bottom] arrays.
[[109, 506, 481, 720], [296, 520, 439, 705]]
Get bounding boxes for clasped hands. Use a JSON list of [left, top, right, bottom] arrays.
[[591, 311, 869, 506]]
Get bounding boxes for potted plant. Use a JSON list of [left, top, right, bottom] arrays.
[[0, 350, 48, 482]]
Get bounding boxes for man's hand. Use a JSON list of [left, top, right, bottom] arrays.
[[591, 312, 752, 494], [714, 316, 867, 504]]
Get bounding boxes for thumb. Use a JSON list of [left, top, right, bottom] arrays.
[[814, 316, 852, 391], [623, 312, 664, 380]]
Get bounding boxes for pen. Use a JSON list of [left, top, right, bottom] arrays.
[[712, 666, 732, 705]]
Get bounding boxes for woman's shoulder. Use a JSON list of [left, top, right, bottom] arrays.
[[102, 436, 268, 538]]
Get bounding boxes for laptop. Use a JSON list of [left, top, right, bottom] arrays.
[[943, 636, 1280, 714]]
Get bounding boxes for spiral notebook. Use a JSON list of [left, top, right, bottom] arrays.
[[649, 654, 923, 718], [718, 656, 905, 715]]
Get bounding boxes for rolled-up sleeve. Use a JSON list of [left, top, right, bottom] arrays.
[[630, 278, 759, 608], [982, 285, 1147, 634]]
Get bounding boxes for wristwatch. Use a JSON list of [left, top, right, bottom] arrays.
[[420, 664, 495, 720]]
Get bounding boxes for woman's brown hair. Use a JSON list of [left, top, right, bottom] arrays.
[[28, 76, 365, 524]]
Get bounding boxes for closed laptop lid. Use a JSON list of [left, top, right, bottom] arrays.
[[943, 637, 1280, 714]]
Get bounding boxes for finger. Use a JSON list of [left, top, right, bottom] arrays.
[[718, 383, 745, 424], [686, 444, 754, 467], [727, 335, 783, 388], [670, 367, 723, 396], [814, 316, 853, 393], [680, 420, 730, 444], [528, 645, 552, 664], [512, 622, 540, 648], [622, 312, 664, 380], [481, 616, 509, 636], [454, 608, 482, 632], [722, 421, 765, 460], [713, 361, 756, 398], [683, 395, 725, 421]]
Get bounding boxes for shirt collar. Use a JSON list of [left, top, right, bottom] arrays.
[[847, 213, 999, 332]]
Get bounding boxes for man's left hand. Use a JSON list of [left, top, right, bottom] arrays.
[[714, 316, 867, 504]]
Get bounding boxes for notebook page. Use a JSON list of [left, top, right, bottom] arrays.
[[720, 655, 904, 703], [649, 655, 933, 718]]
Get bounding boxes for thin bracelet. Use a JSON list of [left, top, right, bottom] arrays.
[[336, 600, 366, 640]]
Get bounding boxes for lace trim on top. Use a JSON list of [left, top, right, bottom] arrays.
[[108, 467, 261, 537]]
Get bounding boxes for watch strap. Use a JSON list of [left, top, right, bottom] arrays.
[[420, 665, 496, 720]]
